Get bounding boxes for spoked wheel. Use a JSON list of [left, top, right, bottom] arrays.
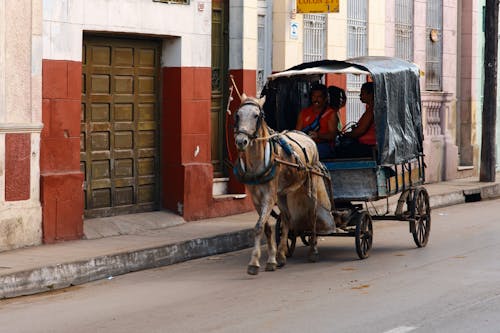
[[274, 215, 296, 257], [395, 189, 414, 219], [354, 211, 373, 259], [410, 187, 431, 247]]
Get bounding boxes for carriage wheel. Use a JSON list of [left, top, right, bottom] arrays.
[[274, 215, 296, 257], [410, 187, 431, 247], [396, 189, 414, 219], [354, 211, 373, 259]]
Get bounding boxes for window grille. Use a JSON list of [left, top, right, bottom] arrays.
[[303, 14, 327, 62], [346, 0, 368, 125], [395, 0, 414, 62], [257, 15, 266, 96], [426, 0, 443, 91], [257, 2, 272, 97]]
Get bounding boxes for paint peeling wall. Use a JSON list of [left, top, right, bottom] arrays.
[[0, 0, 43, 251]]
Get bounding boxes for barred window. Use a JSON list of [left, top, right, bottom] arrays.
[[426, 0, 443, 91], [257, 15, 266, 96], [303, 14, 327, 62], [395, 0, 414, 62], [346, 0, 368, 124], [257, 1, 272, 96]]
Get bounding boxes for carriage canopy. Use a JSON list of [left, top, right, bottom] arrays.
[[265, 56, 424, 165]]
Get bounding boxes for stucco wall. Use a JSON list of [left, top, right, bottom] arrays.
[[42, 0, 211, 67], [368, 0, 386, 56], [0, 0, 43, 251]]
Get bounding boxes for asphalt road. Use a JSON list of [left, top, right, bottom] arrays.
[[1, 199, 500, 333]]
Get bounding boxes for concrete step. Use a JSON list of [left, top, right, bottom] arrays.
[[212, 177, 229, 196]]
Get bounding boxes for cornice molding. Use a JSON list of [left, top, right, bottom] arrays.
[[0, 123, 44, 133]]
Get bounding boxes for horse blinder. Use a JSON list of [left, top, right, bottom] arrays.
[[234, 100, 265, 140]]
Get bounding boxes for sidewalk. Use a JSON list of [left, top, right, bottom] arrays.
[[1, 174, 500, 299]]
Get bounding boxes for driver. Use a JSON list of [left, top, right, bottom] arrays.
[[296, 83, 339, 159]]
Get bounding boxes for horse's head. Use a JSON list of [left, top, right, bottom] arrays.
[[234, 93, 266, 151]]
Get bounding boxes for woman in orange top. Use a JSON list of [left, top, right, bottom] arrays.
[[296, 83, 339, 159], [341, 81, 376, 157]]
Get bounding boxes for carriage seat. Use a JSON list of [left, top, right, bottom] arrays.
[[321, 145, 377, 163]]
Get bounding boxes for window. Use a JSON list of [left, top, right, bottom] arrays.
[[303, 14, 327, 62], [395, 0, 414, 62], [257, 1, 272, 96], [425, 0, 443, 91], [346, 0, 368, 124]]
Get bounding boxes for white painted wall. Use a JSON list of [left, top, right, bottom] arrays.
[[0, 0, 43, 251], [42, 0, 212, 67], [0, 0, 5, 124], [229, 0, 259, 70], [368, 0, 386, 56]]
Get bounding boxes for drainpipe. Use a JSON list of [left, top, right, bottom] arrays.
[[456, 0, 462, 164]]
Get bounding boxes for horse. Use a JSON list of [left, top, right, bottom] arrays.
[[233, 93, 337, 275]]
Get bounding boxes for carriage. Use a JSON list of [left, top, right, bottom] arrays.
[[261, 56, 431, 260]]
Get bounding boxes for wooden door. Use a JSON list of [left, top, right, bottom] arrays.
[[211, 0, 229, 177], [81, 36, 161, 218]]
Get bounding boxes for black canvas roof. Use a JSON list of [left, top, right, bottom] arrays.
[[267, 56, 423, 165]]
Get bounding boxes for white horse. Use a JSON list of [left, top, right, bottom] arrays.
[[233, 94, 337, 275]]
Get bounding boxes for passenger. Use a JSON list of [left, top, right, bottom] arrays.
[[328, 85, 347, 111], [338, 82, 376, 158], [296, 83, 339, 159]]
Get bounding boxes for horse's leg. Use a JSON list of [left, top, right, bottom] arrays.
[[264, 221, 278, 271], [276, 196, 289, 268], [308, 182, 320, 263], [308, 206, 319, 262], [247, 203, 274, 275]]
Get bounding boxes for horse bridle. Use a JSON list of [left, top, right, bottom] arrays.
[[234, 99, 265, 140]]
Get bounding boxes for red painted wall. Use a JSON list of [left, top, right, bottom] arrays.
[[226, 69, 257, 195], [41, 61, 254, 231], [161, 67, 253, 220], [5, 133, 31, 201], [41, 59, 84, 243]]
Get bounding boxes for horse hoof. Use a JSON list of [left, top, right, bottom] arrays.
[[247, 265, 260, 275], [265, 263, 277, 271], [277, 256, 287, 268], [308, 252, 319, 263]]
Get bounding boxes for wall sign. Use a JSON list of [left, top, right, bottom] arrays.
[[290, 21, 299, 39], [153, 0, 190, 4], [297, 0, 339, 13]]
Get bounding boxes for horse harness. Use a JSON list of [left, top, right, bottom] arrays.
[[233, 99, 330, 186]]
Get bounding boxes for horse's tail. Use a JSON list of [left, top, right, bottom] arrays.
[[316, 161, 335, 211]]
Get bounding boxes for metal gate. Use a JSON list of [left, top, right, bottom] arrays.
[[395, 0, 414, 62], [426, 0, 443, 91], [81, 36, 161, 218], [303, 14, 327, 62], [346, 0, 368, 125]]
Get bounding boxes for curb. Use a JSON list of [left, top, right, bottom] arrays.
[[0, 229, 254, 299], [1, 182, 499, 299], [431, 183, 500, 209]]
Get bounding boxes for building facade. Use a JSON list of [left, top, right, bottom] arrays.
[[0, 0, 43, 251], [0, 0, 483, 251]]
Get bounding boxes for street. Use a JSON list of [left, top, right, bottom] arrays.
[[1, 198, 500, 333]]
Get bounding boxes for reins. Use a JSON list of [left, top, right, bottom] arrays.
[[233, 94, 331, 190]]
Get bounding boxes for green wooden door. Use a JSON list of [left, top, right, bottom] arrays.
[[81, 36, 160, 218], [211, 0, 229, 177]]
